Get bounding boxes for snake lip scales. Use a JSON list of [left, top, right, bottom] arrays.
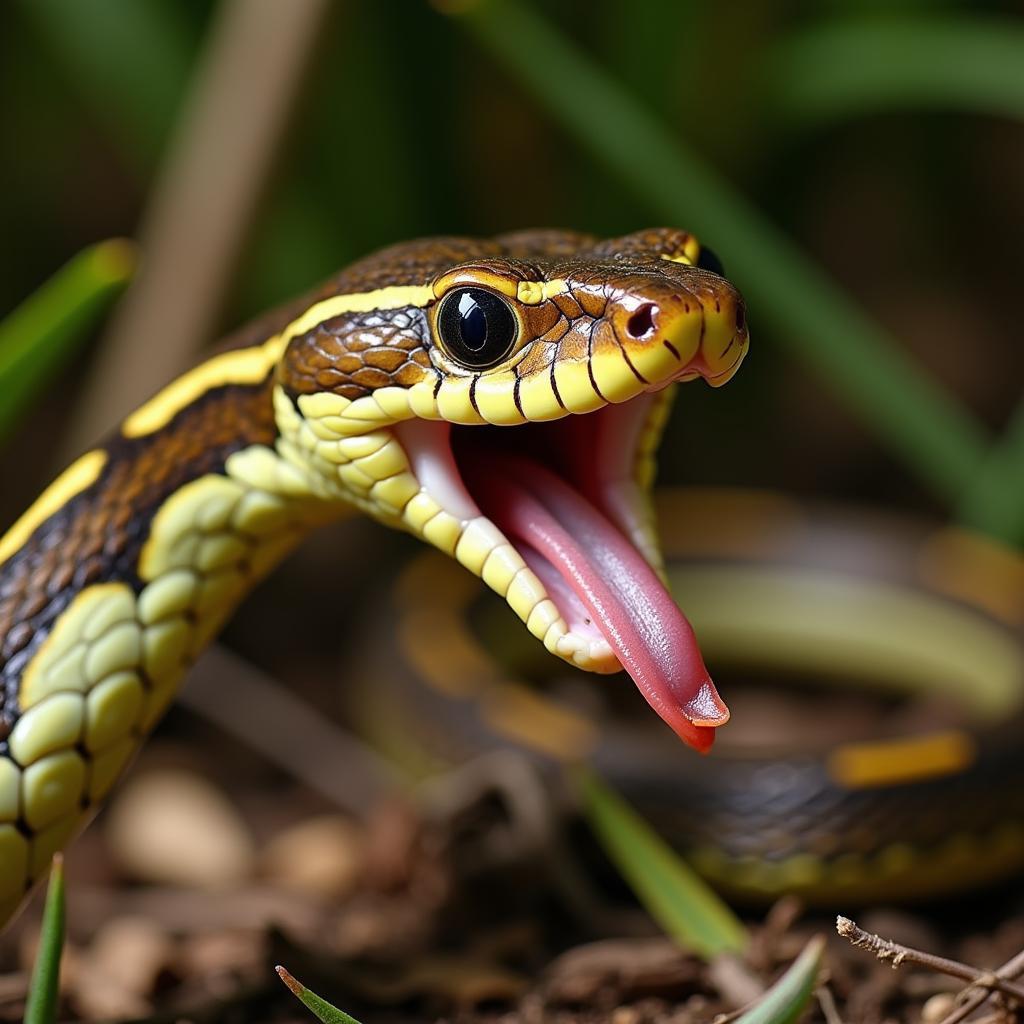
[[0, 229, 747, 925]]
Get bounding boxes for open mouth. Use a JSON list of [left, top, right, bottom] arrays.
[[396, 395, 731, 753]]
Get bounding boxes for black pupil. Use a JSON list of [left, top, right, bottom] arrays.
[[458, 292, 489, 351], [696, 246, 725, 277], [438, 287, 517, 368]]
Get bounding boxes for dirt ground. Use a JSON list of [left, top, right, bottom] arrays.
[[2, 714, 1023, 1024]]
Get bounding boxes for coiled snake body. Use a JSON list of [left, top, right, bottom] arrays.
[[0, 229, 747, 925]]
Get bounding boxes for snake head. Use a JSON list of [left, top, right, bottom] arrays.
[[276, 229, 748, 752]]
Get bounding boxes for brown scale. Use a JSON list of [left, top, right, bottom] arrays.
[[0, 377, 277, 739], [280, 305, 433, 401]]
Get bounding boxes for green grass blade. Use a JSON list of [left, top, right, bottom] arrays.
[[0, 239, 137, 441], [276, 966, 364, 1024], [736, 935, 825, 1024], [575, 767, 746, 959], [957, 397, 1024, 546], [761, 17, 1024, 126], [23, 855, 66, 1024], [453, 0, 989, 504]]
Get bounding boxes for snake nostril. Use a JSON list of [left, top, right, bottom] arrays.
[[627, 304, 657, 339], [735, 303, 746, 333]]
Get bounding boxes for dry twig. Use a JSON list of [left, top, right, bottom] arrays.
[[837, 917, 1024, 1006], [936, 947, 1024, 1024], [816, 983, 846, 1024]]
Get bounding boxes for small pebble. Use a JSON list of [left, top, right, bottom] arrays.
[[261, 814, 364, 897], [921, 991, 957, 1022], [106, 770, 255, 887], [73, 916, 174, 1019]]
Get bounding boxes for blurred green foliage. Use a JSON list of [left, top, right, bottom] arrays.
[[277, 966, 365, 1024], [761, 16, 1024, 125], [576, 767, 748, 959], [0, 239, 136, 441], [735, 936, 824, 1024], [23, 857, 65, 1024], [1, 0, 1021, 542]]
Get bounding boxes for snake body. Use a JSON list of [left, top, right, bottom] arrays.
[[0, 229, 747, 925], [364, 492, 1024, 905]]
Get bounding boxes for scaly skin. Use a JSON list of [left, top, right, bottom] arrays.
[[0, 228, 747, 925]]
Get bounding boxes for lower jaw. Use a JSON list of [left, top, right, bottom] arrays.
[[447, 397, 660, 667], [445, 400, 728, 751]]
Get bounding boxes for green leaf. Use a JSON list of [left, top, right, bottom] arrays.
[[736, 935, 825, 1024], [957, 396, 1024, 547], [23, 855, 66, 1024], [276, 966, 364, 1024], [0, 239, 137, 441], [761, 17, 1024, 127], [575, 767, 747, 959], [451, 0, 990, 505]]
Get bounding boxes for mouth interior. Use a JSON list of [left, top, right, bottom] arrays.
[[437, 400, 730, 753]]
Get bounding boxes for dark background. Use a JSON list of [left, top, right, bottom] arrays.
[[2, 0, 1021, 530]]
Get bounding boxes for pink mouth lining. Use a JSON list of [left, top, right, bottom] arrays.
[[458, 447, 729, 753]]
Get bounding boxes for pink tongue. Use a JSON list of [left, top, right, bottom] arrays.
[[465, 453, 729, 753]]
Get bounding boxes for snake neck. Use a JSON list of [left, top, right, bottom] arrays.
[[0, 369, 351, 921]]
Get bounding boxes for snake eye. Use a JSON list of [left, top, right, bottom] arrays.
[[696, 246, 726, 277], [437, 287, 518, 369]]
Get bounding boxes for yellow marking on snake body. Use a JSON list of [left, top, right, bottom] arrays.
[[659, 237, 700, 265], [552, 357, 605, 414], [85, 671, 144, 752], [828, 730, 976, 789], [0, 761, 19, 822], [509, 373, 563, 423], [121, 336, 286, 438], [919, 528, 1024, 627], [23, 749, 85, 830], [516, 279, 568, 304], [5, 441, 349, 906], [436, 376, 485, 425], [19, 583, 134, 709], [0, 449, 107, 566], [8, 692, 85, 766]]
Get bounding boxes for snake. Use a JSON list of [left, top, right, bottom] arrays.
[[0, 228, 748, 926], [361, 489, 1024, 906]]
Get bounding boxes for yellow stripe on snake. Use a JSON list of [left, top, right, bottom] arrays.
[[0, 229, 747, 926]]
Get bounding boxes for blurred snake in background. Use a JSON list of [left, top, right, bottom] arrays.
[[0, 229, 748, 926]]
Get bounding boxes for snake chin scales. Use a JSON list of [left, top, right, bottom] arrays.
[[0, 228, 747, 927]]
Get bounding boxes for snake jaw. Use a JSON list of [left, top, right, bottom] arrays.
[[390, 379, 733, 750], [276, 231, 749, 750], [392, 395, 675, 677]]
